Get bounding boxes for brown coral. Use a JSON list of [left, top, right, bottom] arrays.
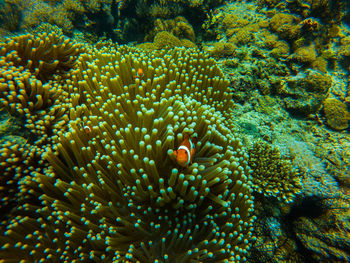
[[323, 98, 350, 130], [205, 42, 236, 58], [283, 70, 332, 115]]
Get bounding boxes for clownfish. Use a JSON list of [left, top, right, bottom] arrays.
[[133, 68, 144, 80], [173, 134, 197, 167], [78, 121, 93, 135], [83, 125, 92, 133]]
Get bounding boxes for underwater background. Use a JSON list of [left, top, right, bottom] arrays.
[[0, 0, 349, 262]]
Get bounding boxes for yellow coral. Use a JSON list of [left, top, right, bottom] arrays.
[[205, 42, 236, 58], [171, 17, 195, 42], [63, 0, 85, 13], [21, 1, 53, 29], [50, 5, 74, 33], [270, 13, 301, 40], [147, 16, 196, 43], [153, 31, 183, 49], [248, 141, 302, 203], [222, 14, 249, 29], [270, 41, 290, 58], [293, 44, 317, 63], [312, 56, 328, 72], [230, 24, 259, 46]]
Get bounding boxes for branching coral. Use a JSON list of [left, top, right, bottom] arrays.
[[0, 45, 255, 262], [248, 140, 302, 203]]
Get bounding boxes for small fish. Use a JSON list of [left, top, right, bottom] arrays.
[[133, 68, 144, 80], [83, 125, 92, 133], [78, 121, 93, 135], [173, 134, 197, 167]]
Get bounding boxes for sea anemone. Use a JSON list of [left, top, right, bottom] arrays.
[[0, 45, 255, 262]]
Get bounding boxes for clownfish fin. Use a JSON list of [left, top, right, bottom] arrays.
[[173, 150, 177, 156], [183, 133, 190, 140]]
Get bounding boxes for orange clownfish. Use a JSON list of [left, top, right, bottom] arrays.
[[173, 134, 197, 167], [133, 68, 144, 80]]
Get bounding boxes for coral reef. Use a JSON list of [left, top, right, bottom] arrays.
[[153, 30, 183, 48], [282, 70, 332, 115], [0, 0, 349, 262], [291, 195, 350, 262], [0, 0, 226, 43], [0, 0, 117, 35], [0, 45, 256, 262], [248, 140, 302, 203], [205, 42, 236, 58], [269, 13, 301, 41]]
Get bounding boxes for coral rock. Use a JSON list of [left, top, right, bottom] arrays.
[[293, 44, 317, 64], [269, 13, 301, 40], [323, 98, 350, 130]]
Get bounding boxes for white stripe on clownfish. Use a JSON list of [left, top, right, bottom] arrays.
[[173, 134, 197, 167], [178, 145, 191, 165]]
